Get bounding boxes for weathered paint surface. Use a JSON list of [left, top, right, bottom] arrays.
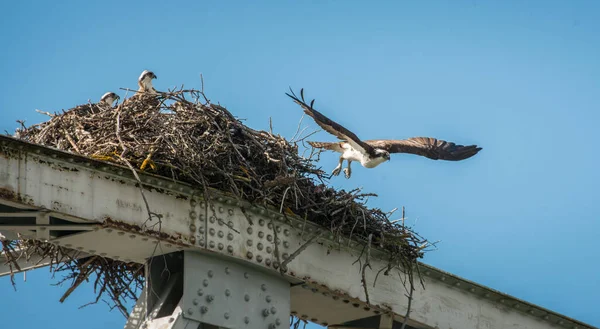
[[0, 137, 594, 329]]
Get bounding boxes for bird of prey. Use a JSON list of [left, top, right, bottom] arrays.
[[137, 70, 158, 95], [286, 88, 482, 179], [99, 92, 120, 107]]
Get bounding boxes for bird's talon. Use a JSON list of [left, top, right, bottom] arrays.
[[332, 168, 341, 176], [343, 168, 351, 179]]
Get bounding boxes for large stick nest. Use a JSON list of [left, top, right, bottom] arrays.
[[3, 84, 430, 317]]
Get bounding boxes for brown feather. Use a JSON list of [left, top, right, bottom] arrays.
[[286, 89, 376, 157], [307, 141, 345, 153], [365, 137, 482, 161]]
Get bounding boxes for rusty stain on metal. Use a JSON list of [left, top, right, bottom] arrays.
[[102, 217, 188, 247]]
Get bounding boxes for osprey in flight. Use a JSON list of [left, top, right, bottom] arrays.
[[286, 88, 482, 179], [99, 92, 120, 107]]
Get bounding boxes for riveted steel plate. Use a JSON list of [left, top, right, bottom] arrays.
[[183, 251, 290, 328]]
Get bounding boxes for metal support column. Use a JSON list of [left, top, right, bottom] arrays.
[[125, 251, 290, 329]]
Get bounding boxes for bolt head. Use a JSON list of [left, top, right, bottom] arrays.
[[271, 307, 277, 314], [197, 289, 204, 296], [208, 270, 213, 278], [200, 306, 208, 314], [261, 284, 267, 291], [224, 312, 230, 319], [244, 316, 250, 324], [206, 295, 214, 302], [245, 294, 250, 302], [225, 289, 231, 296], [263, 309, 270, 317]]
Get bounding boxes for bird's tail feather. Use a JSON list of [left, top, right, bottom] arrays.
[[307, 141, 340, 151]]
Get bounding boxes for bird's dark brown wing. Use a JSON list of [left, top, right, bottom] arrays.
[[365, 137, 482, 161], [286, 88, 376, 156]]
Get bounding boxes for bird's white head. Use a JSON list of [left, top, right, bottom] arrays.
[[138, 70, 157, 91], [100, 92, 120, 106], [375, 148, 391, 162]]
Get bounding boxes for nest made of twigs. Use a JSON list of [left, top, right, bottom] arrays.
[[4, 85, 430, 316]]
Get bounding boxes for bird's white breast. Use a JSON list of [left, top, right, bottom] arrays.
[[341, 143, 388, 168]]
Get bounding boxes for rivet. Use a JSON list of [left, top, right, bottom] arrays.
[[273, 262, 279, 269], [256, 255, 263, 262], [260, 209, 266, 215], [129, 235, 136, 239], [210, 216, 216, 223], [218, 207, 224, 213], [515, 304, 520, 308], [225, 289, 231, 297], [244, 316, 250, 324], [189, 211, 197, 219], [276, 226, 281, 233], [218, 243, 224, 250], [224, 312, 230, 319], [311, 288, 318, 293], [282, 253, 289, 259], [209, 228, 215, 236], [190, 199, 197, 207], [276, 319, 281, 326], [266, 295, 272, 303], [333, 296, 339, 300], [484, 293, 490, 298], [246, 251, 253, 259], [142, 237, 148, 241], [529, 310, 534, 314], [218, 231, 224, 238], [269, 324, 276, 329], [199, 239, 205, 246], [227, 233, 233, 241], [227, 245, 233, 253], [559, 321, 564, 325], [165, 244, 172, 248], [261, 284, 267, 291], [247, 227, 253, 234], [227, 220, 233, 227], [199, 226, 205, 233], [187, 308, 193, 315], [77, 247, 83, 250], [441, 276, 446, 281], [284, 229, 290, 236], [189, 224, 196, 232], [455, 282, 461, 287], [200, 306, 208, 314], [203, 280, 209, 287], [218, 197, 224, 202], [199, 201, 205, 208], [206, 295, 214, 303], [283, 241, 289, 248], [245, 294, 250, 302], [500, 299, 505, 303], [267, 235, 273, 242], [257, 243, 264, 250], [114, 256, 120, 259], [117, 232, 125, 236], [266, 246, 272, 253], [268, 222, 273, 229], [193, 299, 199, 305], [259, 219, 265, 226], [244, 272, 249, 279], [263, 309, 270, 317], [271, 307, 277, 314], [190, 236, 196, 244], [228, 209, 234, 216], [209, 241, 215, 248], [197, 289, 204, 296], [247, 239, 253, 246], [258, 231, 265, 238], [265, 259, 272, 266], [208, 270, 214, 278], [322, 292, 329, 297]]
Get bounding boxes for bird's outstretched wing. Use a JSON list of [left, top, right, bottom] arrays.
[[286, 88, 376, 157], [365, 137, 482, 161]]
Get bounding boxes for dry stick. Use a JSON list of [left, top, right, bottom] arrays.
[[400, 269, 415, 329], [59, 256, 99, 303], [360, 233, 373, 304], [280, 230, 324, 271]]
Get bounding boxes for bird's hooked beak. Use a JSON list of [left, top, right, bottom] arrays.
[[152, 73, 157, 79]]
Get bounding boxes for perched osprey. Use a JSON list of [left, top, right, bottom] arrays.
[[137, 70, 158, 95], [99, 92, 120, 107], [286, 88, 482, 179]]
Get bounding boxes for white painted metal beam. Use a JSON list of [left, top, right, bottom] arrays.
[[0, 135, 595, 329]]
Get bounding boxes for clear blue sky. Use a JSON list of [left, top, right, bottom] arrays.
[[1, 0, 599, 328]]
